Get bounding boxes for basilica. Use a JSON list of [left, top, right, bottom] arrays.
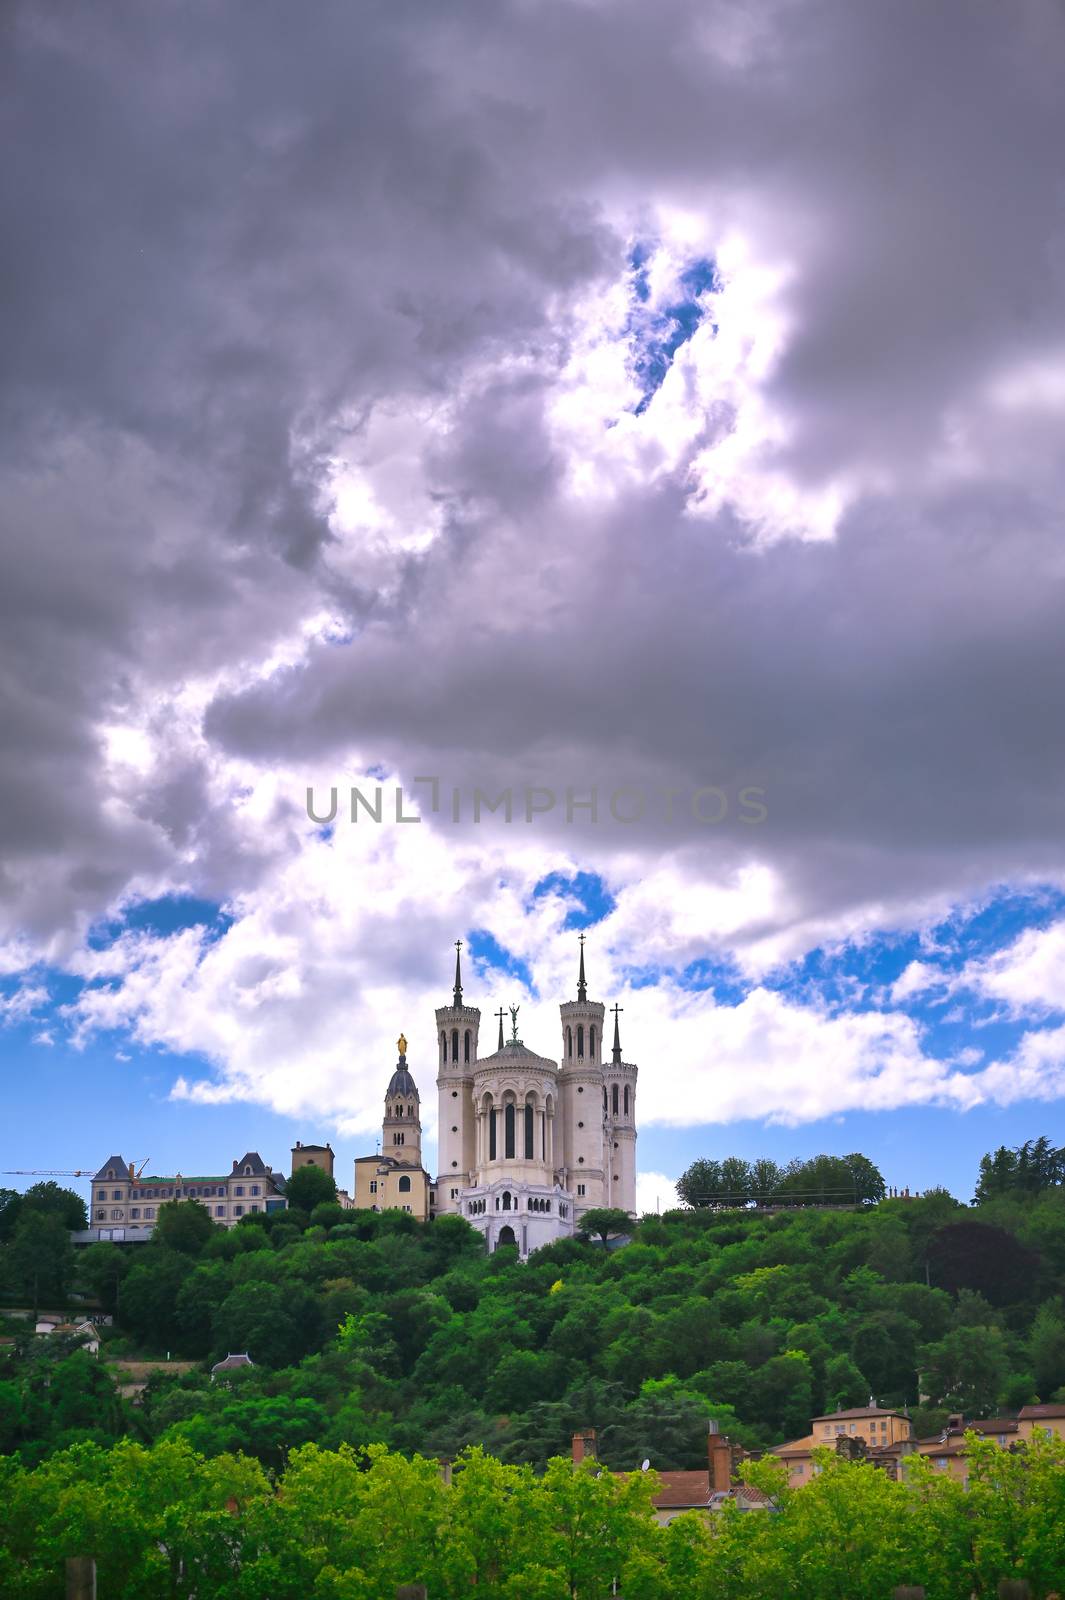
[[353, 939, 638, 1257]]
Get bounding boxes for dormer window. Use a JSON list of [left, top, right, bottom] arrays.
[[244, 1166, 251, 1176]]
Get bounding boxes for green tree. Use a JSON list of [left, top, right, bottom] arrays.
[[78, 1241, 131, 1315], [152, 1198, 217, 1254], [212, 1280, 324, 1367], [19, 1181, 88, 1231], [1028, 1301, 1065, 1399], [3, 1210, 75, 1314], [284, 1164, 338, 1213], [578, 1208, 633, 1243], [919, 1325, 1010, 1416]]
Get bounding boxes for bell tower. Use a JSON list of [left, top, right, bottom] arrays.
[[558, 933, 607, 1212], [383, 1034, 422, 1167], [435, 940, 480, 1211]]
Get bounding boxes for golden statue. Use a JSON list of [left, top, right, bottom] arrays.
[[397, 1033, 408, 1057]]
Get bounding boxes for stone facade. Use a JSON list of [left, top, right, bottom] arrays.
[[90, 1151, 287, 1231], [434, 939, 638, 1257]]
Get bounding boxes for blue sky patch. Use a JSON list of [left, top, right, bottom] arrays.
[[467, 928, 536, 993], [530, 870, 616, 928], [627, 245, 719, 414]]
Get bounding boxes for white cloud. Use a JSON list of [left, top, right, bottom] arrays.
[[635, 1170, 681, 1215]]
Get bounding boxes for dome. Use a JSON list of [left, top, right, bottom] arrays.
[[386, 1059, 418, 1098]]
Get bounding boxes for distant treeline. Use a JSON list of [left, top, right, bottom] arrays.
[[676, 1151, 886, 1208]]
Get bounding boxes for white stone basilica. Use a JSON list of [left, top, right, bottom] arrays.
[[433, 938, 638, 1256]]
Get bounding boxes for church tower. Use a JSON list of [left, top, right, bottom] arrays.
[[603, 1002, 638, 1214], [383, 1034, 422, 1168], [435, 940, 480, 1212], [558, 934, 607, 1215]]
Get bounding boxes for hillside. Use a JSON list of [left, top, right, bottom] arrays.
[[3, 1140, 1065, 1470]]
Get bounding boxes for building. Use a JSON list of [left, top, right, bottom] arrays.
[[89, 1151, 287, 1233], [573, 1425, 767, 1525], [353, 1035, 435, 1220], [433, 937, 638, 1256], [773, 1404, 916, 1485], [291, 1140, 354, 1207]]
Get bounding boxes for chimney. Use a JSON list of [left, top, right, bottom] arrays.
[[571, 1429, 597, 1464], [708, 1430, 732, 1492]]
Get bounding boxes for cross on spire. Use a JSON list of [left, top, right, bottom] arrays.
[[495, 1006, 506, 1052], [611, 1002, 623, 1064], [453, 939, 463, 1007], [577, 931, 587, 1002]]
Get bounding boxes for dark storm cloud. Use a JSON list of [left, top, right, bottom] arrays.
[[4, 0, 1065, 954]]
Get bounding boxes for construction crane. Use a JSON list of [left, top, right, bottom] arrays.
[[2, 1158, 150, 1179]]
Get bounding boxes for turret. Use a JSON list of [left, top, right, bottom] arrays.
[[383, 1034, 422, 1167], [435, 940, 480, 1210], [558, 934, 607, 1213]]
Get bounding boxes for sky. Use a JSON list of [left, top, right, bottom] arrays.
[[4, 0, 1065, 1211]]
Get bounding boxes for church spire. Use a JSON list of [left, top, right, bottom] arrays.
[[611, 1002, 623, 1064], [495, 1006, 506, 1051], [453, 939, 463, 1007], [577, 932, 587, 1002]]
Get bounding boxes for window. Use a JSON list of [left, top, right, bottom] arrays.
[[451, 1027, 459, 1061], [612, 1084, 619, 1115], [403, 1204, 411, 1213], [450, 1188, 459, 1199], [577, 1183, 586, 1196], [504, 1102, 515, 1159], [489, 1108, 497, 1160], [566, 1026, 572, 1056], [234, 1205, 244, 1216], [131, 1207, 140, 1219], [216, 1206, 225, 1216], [111, 1209, 122, 1220], [524, 1103, 534, 1159], [369, 1180, 378, 1194], [624, 1085, 630, 1115], [250, 1203, 260, 1212], [95, 1209, 105, 1220], [398, 1176, 411, 1193], [441, 1031, 447, 1063], [464, 1029, 471, 1062], [106, 1170, 114, 1180], [393, 1131, 405, 1145], [577, 1025, 584, 1056], [113, 1189, 122, 1201], [235, 1185, 244, 1196], [251, 1185, 260, 1196], [589, 1025, 596, 1057], [144, 1207, 154, 1219], [577, 1121, 584, 1129], [244, 1166, 251, 1176]]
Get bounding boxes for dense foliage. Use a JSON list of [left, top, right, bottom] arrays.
[[3, 1142, 1065, 1475], [2, 1432, 1065, 1600]]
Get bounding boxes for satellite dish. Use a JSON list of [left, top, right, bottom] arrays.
[[641, 1458, 650, 1472]]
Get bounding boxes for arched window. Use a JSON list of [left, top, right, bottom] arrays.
[[398, 1175, 411, 1193], [504, 1102, 516, 1160], [502, 1190, 512, 1211], [612, 1084, 619, 1115], [525, 1103, 534, 1159], [451, 1028, 459, 1061], [566, 1026, 572, 1057], [624, 1085, 630, 1115], [590, 1025, 596, 1058], [440, 1031, 447, 1063], [464, 1029, 471, 1062], [603, 1088, 608, 1112], [489, 1107, 497, 1161], [577, 1025, 584, 1057], [244, 1166, 252, 1176]]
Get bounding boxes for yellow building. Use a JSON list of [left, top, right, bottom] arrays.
[[353, 1036, 434, 1221], [774, 1404, 915, 1485]]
